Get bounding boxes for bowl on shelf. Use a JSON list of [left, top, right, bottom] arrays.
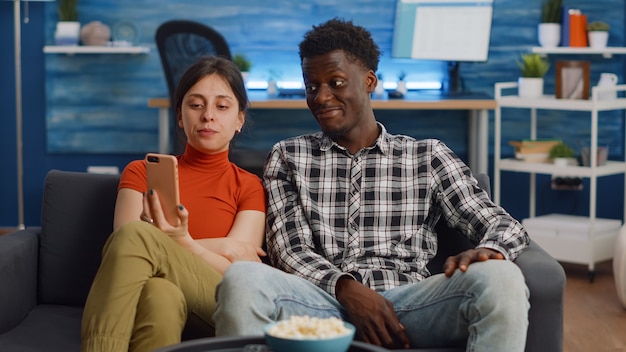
[[264, 317, 355, 352]]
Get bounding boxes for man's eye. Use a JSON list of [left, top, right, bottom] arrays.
[[330, 80, 345, 88], [305, 85, 318, 93]]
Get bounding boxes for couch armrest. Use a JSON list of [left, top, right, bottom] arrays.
[[514, 240, 565, 352], [0, 228, 40, 334]]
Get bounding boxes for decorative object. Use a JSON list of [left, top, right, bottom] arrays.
[[555, 60, 590, 99], [595, 72, 618, 100], [112, 20, 140, 45], [80, 21, 110, 46], [538, 0, 562, 47], [581, 145, 609, 166], [569, 9, 588, 47], [516, 53, 550, 98], [510, 139, 560, 163], [587, 21, 610, 49], [267, 69, 281, 96], [6, 0, 55, 229], [55, 0, 80, 45], [548, 141, 576, 166], [233, 54, 251, 81]]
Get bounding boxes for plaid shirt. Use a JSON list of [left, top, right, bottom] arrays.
[[264, 124, 529, 296]]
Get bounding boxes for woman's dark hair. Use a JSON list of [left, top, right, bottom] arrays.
[[174, 55, 249, 115], [298, 18, 381, 72]]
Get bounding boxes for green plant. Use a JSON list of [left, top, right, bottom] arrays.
[[233, 54, 252, 72], [587, 21, 610, 32], [541, 0, 562, 23], [58, 0, 78, 22], [549, 141, 576, 159], [516, 53, 550, 78]]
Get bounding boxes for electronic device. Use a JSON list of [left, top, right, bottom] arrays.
[[145, 153, 180, 225]]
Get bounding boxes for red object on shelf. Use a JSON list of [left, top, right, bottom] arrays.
[[569, 13, 588, 47]]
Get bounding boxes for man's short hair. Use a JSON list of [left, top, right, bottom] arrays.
[[298, 18, 381, 72]]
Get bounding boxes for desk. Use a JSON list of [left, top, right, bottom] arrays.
[[148, 92, 496, 174]]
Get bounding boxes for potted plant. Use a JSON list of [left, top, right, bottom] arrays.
[[538, 0, 562, 47], [548, 141, 576, 166], [55, 0, 80, 46], [587, 21, 610, 49], [516, 53, 550, 98], [233, 54, 252, 81]]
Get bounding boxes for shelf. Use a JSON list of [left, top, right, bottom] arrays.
[[43, 45, 150, 55], [495, 82, 626, 111], [531, 46, 626, 58], [498, 159, 626, 177]]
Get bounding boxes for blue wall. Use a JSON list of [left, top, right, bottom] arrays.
[[0, 0, 625, 227]]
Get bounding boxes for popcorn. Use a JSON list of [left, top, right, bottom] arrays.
[[267, 316, 351, 339]]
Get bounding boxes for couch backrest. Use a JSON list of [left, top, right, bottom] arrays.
[[38, 170, 120, 306]]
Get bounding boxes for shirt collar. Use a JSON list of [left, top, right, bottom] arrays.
[[318, 122, 391, 156]]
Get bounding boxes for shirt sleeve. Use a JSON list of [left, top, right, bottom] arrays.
[[431, 140, 530, 261], [118, 159, 147, 193], [263, 145, 350, 297]]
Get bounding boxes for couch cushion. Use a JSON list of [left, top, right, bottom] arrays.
[[0, 305, 82, 352], [39, 170, 120, 306]]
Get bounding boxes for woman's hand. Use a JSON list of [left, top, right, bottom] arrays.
[[142, 189, 192, 243]]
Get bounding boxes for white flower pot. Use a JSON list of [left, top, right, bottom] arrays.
[[396, 80, 407, 95], [588, 31, 609, 49], [518, 77, 544, 98], [55, 21, 81, 46], [538, 23, 561, 48]]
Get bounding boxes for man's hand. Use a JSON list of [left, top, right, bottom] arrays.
[[443, 248, 505, 277], [335, 277, 410, 349]]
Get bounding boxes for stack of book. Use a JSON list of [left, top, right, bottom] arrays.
[[509, 139, 561, 163]]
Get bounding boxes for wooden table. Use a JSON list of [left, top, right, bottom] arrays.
[[148, 91, 496, 174]]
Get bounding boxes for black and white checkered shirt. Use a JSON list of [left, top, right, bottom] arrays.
[[264, 124, 529, 295]]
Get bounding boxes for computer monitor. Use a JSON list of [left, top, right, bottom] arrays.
[[392, 0, 494, 93]]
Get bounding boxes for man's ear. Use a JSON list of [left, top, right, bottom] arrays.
[[365, 70, 377, 93]]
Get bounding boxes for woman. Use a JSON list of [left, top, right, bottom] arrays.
[[81, 56, 266, 352]]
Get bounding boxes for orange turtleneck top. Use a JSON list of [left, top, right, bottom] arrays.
[[118, 145, 266, 239]]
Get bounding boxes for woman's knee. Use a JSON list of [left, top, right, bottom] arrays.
[[137, 278, 187, 324]]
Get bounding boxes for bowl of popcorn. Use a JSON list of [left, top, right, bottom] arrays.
[[264, 315, 355, 352]]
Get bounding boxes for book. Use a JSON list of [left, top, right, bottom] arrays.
[[560, 6, 571, 46], [570, 11, 588, 47]]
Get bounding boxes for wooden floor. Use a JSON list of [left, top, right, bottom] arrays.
[[562, 260, 626, 352]]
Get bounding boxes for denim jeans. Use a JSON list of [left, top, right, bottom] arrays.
[[214, 260, 529, 351]]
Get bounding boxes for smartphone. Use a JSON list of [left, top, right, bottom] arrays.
[[145, 153, 180, 225]]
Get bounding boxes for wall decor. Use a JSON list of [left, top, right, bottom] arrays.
[[555, 60, 590, 99]]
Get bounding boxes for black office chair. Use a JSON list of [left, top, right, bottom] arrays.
[[155, 20, 232, 154]]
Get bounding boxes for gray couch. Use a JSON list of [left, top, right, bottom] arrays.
[[0, 170, 565, 351]]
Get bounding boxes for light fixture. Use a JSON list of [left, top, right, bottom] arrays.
[[4, 0, 54, 229]]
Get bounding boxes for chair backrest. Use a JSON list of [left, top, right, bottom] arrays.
[[155, 20, 232, 153]]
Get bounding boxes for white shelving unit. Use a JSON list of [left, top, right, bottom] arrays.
[[531, 46, 626, 58], [43, 45, 150, 55], [494, 82, 626, 279]]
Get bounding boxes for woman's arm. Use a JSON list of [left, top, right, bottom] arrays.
[[196, 210, 266, 262], [113, 188, 144, 231]]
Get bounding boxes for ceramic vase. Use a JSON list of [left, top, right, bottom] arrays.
[[55, 21, 81, 46], [538, 23, 561, 48], [518, 77, 544, 98], [588, 31, 609, 49]]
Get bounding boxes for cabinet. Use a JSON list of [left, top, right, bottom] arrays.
[[494, 82, 626, 280]]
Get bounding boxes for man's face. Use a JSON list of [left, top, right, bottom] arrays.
[[301, 50, 376, 139]]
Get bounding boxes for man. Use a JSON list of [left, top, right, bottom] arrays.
[[214, 18, 530, 351]]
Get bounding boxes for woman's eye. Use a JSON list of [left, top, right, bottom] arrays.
[[190, 103, 203, 109]]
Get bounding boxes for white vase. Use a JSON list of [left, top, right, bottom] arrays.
[[396, 80, 407, 95], [267, 79, 277, 96], [518, 77, 544, 98], [538, 23, 561, 48], [55, 21, 81, 46], [588, 31, 609, 49]]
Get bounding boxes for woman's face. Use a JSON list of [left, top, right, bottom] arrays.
[[178, 73, 244, 154]]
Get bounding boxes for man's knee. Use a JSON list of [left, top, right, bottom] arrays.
[[463, 260, 528, 299]]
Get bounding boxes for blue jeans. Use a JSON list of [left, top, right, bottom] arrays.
[[214, 260, 529, 351]]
